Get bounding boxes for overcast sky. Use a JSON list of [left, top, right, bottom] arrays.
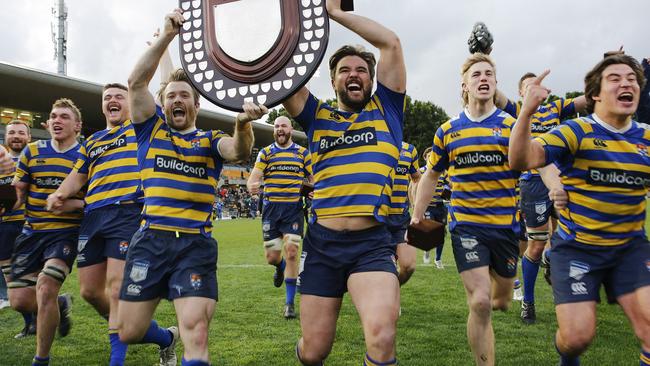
[[1, 0, 648, 118]]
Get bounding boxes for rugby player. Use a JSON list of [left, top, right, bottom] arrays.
[[282, 0, 407, 364], [412, 53, 520, 366], [388, 141, 420, 284], [496, 74, 587, 324], [247, 116, 312, 319], [509, 55, 650, 366], [47, 83, 177, 366], [117, 9, 262, 366], [10, 99, 83, 366], [0, 120, 35, 338]]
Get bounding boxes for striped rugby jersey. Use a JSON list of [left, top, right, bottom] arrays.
[[255, 142, 312, 203], [134, 107, 227, 234], [388, 142, 419, 215], [0, 156, 24, 222], [536, 115, 650, 246], [295, 83, 405, 222], [15, 140, 83, 232], [419, 166, 449, 205], [75, 120, 142, 211], [427, 108, 519, 232], [504, 98, 576, 180]]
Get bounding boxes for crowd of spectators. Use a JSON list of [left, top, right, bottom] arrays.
[[214, 185, 260, 220]]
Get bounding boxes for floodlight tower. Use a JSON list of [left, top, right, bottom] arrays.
[[51, 0, 68, 75]]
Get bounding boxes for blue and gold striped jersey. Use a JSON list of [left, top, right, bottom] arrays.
[[419, 166, 449, 205], [536, 115, 650, 246], [295, 83, 405, 222], [505, 98, 576, 180], [134, 107, 227, 234], [75, 120, 142, 211], [15, 140, 83, 232], [1, 156, 24, 222], [427, 108, 519, 231], [388, 142, 419, 215], [254, 142, 312, 203]]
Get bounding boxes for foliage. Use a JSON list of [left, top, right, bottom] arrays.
[[403, 95, 449, 162]]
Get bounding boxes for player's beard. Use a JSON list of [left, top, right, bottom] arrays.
[[337, 87, 371, 112], [274, 132, 291, 146], [7, 140, 26, 155]]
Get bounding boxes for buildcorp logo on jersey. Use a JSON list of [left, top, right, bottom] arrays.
[[454, 151, 505, 169], [154, 155, 208, 179], [317, 127, 377, 154]]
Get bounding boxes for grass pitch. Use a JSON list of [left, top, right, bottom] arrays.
[[0, 218, 643, 365]]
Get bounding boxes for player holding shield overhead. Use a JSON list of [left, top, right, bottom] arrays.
[[282, 0, 406, 364], [509, 55, 650, 366], [117, 8, 264, 366]]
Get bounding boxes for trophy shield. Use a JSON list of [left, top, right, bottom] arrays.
[[179, 0, 338, 112]]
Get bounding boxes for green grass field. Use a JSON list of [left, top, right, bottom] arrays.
[[0, 217, 644, 365]]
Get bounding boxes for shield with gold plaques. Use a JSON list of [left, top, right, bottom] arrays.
[[179, 0, 352, 112]]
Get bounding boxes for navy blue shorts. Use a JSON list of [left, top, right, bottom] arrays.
[[0, 221, 24, 261], [261, 201, 304, 241], [298, 222, 397, 298], [119, 229, 218, 301], [450, 225, 518, 278], [425, 202, 448, 224], [549, 233, 650, 305], [387, 211, 410, 245], [77, 204, 142, 268], [11, 229, 78, 279], [520, 177, 557, 228]]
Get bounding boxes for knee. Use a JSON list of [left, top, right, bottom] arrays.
[[364, 318, 396, 352], [399, 259, 416, 276], [179, 316, 209, 350], [80, 284, 104, 304], [525, 243, 545, 260], [300, 339, 332, 365], [265, 250, 281, 265], [284, 243, 299, 261], [36, 277, 61, 303], [492, 297, 510, 312], [558, 327, 594, 355], [118, 321, 147, 344], [9, 290, 32, 312], [468, 293, 492, 319]]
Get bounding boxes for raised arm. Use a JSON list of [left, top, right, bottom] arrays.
[[218, 102, 266, 163], [509, 71, 551, 170], [128, 9, 184, 123], [327, 0, 405, 93]]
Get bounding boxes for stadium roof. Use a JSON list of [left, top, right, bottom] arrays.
[[0, 61, 305, 146]]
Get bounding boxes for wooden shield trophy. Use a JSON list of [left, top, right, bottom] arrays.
[[178, 0, 353, 112]]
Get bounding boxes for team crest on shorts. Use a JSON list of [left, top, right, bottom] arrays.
[[535, 202, 546, 215], [569, 260, 590, 281], [190, 273, 202, 290], [292, 222, 299, 231], [460, 236, 478, 250], [118, 241, 129, 255], [492, 127, 502, 138], [62, 245, 71, 256], [645, 259, 650, 272], [506, 257, 517, 272], [637, 144, 649, 157], [129, 261, 149, 283]]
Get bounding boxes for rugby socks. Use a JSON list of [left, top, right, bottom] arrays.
[[435, 244, 444, 261], [109, 329, 128, 366], [22, 311, 34, 327], [141, 320, 172, 348], [364, 353, 397, 366], [555, 339, 580, 366], [522, 255, 540, 303], [181, 358, 210, 366], [641, 349, 650, 365], [32, 356, 49, 365], [285, 278, 297, 305], [276, 258, 286, 272]]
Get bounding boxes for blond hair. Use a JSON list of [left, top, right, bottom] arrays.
[[460, 53, 497, 107]]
